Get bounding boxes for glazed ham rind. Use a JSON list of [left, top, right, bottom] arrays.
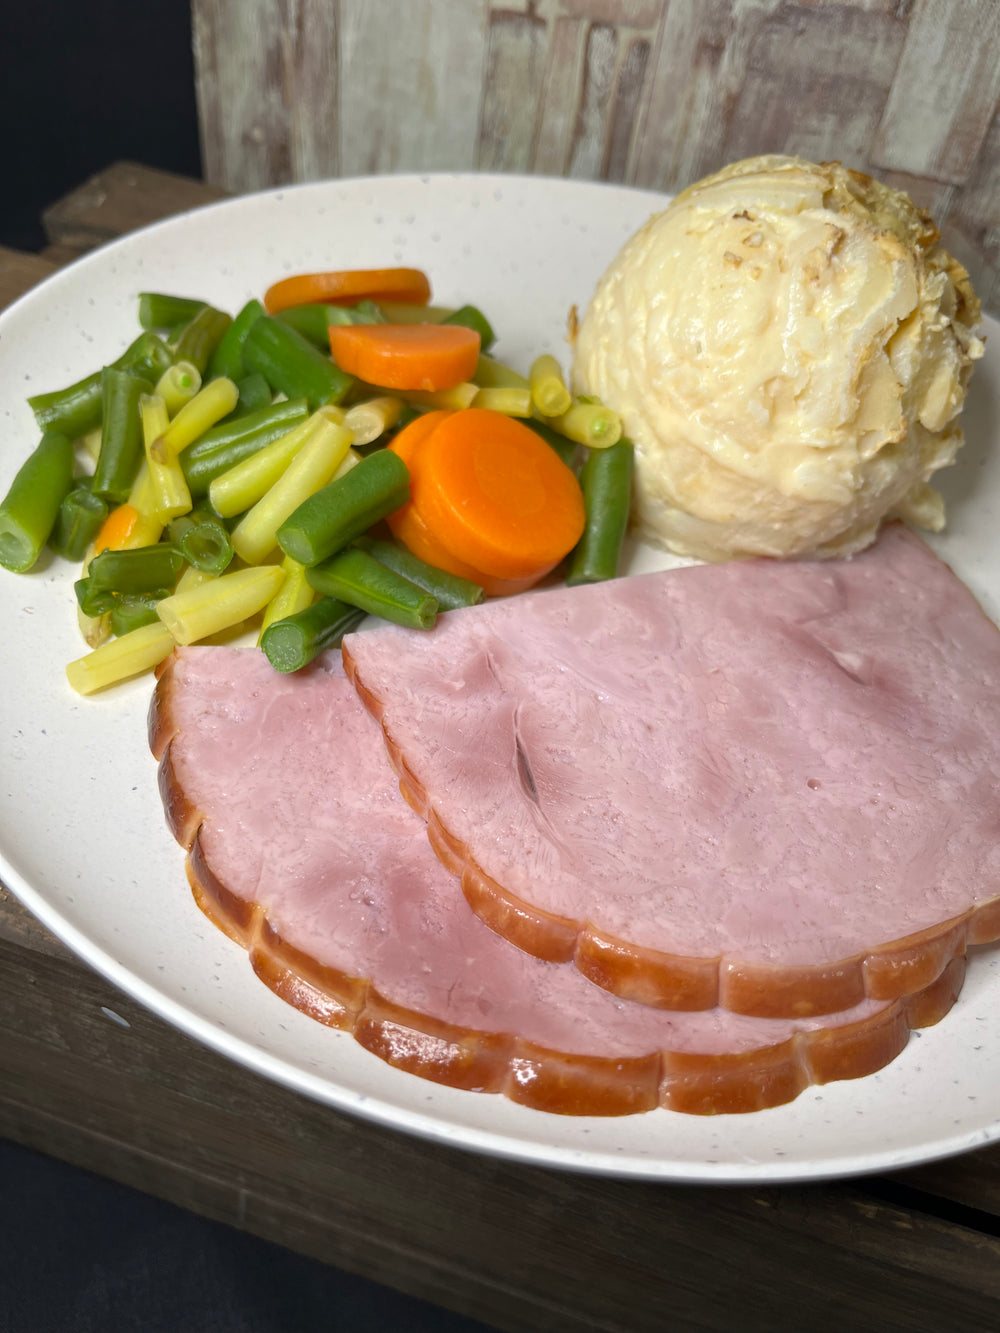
[[342, 526, 1000, 1018], [150, 644, 963, 1117]]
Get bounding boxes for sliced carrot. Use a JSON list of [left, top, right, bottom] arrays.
[[387, 411, 551, 596], [328, 324, 480, 393], [264, 268, 431, 315], [92, 503, 140, 555], [388, 407, 584, 590]]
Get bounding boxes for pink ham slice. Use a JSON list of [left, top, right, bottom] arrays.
[[342, 525, 1000, 1019], [150, 644, 963, 1117]]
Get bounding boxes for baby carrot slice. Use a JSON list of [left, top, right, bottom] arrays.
[[264, 268, 431, 315], [387, 411, 540, 596], [328, 324, 480, 393]]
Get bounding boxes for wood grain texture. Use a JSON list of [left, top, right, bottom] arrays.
[[191, 0, 1000, 311], [41, 162, 226, 250], [5, 933, 1000, 1333], [0, 247, 57, 311]]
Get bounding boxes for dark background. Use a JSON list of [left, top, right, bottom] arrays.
[[2, 11, 488, 1329], [3, 0, 202, 251]]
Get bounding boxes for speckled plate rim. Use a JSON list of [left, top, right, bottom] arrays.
[[1, 172, 999, 1185]]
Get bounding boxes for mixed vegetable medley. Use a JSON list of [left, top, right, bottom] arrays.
[[0, 267, 634, 694]]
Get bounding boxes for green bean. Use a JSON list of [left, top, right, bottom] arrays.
[[49, 484, 108, 562], [76, 544, 184, 616], [353, 535, 483, 610], [0, 431, 74, 572], [167, 509, 234, 576], [228, 373, 273, 419], [276, 301, 385, 349], [523, 418, 579, 469], [306, 547, 438, 630], [277, 448, 410, 566], [566, 440, 634, 586], [243, 315, 355, 409], [206, 299, 265, 382], [27, 332, 172, 439], [109, 594, 163, 636], [442, 305, 496, 353], [139, 293, 206, 331], [179, 398, 310, 497], [92, 368, 154, 503], [169, 304, 233, 375], [259, 596, 365, 672]]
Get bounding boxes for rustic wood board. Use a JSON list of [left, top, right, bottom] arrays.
[[4, 932, 1000, 1333], [191, 0, 1000, 314]]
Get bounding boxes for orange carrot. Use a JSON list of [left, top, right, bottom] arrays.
[[264, 268, 431, 315], [92, 503, 141, 555], [328, 324, 480, 393], [387, 408, 584, 592]]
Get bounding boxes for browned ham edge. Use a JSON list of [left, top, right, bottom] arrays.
[[153, 651, 966, 1117], [343, 642, 989, 1018]]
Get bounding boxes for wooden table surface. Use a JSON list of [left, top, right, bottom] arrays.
[[3, 163, 1000, 1333]]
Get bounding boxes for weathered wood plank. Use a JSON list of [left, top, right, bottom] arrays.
[[0, 887, 73, 962], [0, 247, 58, 311], [478, 4, 550, 171], [723, 2, 906, 169], [567, 21, 620, 179], [5, 936, 1000, 1332], [871, 0, 1000, 184], [534, 16, 587, 175], [339, 0, 488, 176], [41, 162, 225, 251]]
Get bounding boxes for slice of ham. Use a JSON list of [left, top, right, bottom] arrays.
[[150, 644, 963, 1117], [342, 525, 1000, 1018]]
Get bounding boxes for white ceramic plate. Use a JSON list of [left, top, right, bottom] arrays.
[[2, 174, 999, 1185]]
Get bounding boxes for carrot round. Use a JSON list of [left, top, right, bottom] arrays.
[[328, 324, 480, 393], [92, 502, 141, 555], [388, 408, 584, 589], [264, 267, 431, 315]]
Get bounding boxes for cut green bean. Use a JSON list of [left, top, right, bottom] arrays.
[[110, 594, 163, 636], [169, 304, 233, 375], [0, 431, 74, 572], [92, 368, 154, 503], [276, 301, 385, 349], [306, 547, 438, 630], [50, 484, 108, 562], [206, 298, 265, 381], [167, 509, 234, 576], [139, 293, 207, 331], [229, 372, 272, 418], [260, 596, 365, 672], [353, 535, 483, 610], [243, 315, 355, 409], [442, 305, 496, 353], [179, 398, 310, 497], [566, 440, 634, 586], [545, 400, 622, 449], [76, 543, 184, 616], [27, 332, 172, 439], [277, 448, 410, 566], [474, 354, 529, 390]]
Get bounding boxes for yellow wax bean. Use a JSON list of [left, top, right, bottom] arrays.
[[529, 354, 572, 417], [155, 361, 202, 416], [120, 464, 165, 545], [174, 564, 217, 595], [474, 354, 529, 390], [151, 376, 239, 462], [402, 382, 478, 411], [545, 400, 622, 449], [156, 564, 285, 646], [141, 394, 192, 523], [208, 411, 326, 519], [342, 396, 403, 445], [378, 303, 451, 324], [230, 418, 354, 565], [67, 622, 176, 695], [258, 556, 315, 637], [332, 448, 361, 481], [471, 387, 533, 417], [79, 427, 102, 467]]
